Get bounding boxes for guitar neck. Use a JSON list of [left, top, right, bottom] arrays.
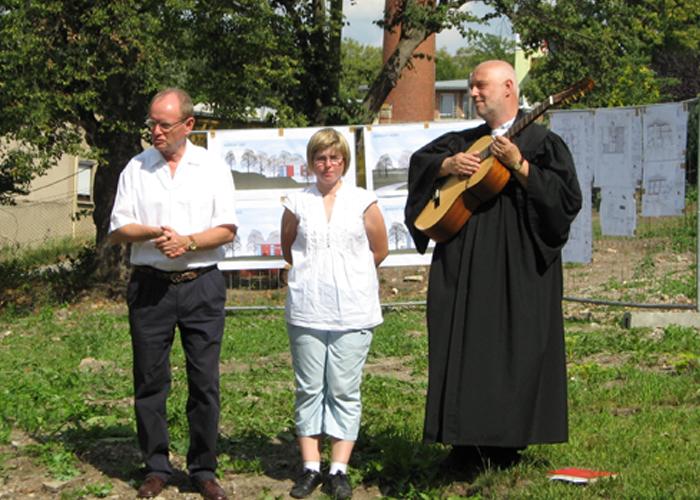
[[468, 78, 593, 169], [504, 96, 553, 140], [477, 99, 553, 162]]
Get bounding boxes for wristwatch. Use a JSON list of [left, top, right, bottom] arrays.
[[510, 156, 525, 172], [187, 236, 198, 252]]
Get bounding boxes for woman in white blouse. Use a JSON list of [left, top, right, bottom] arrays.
[[281, 128, 388, 499]]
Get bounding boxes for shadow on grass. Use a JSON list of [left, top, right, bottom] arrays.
[[351, 427, 458, 497], [218, 431, 302, 482], [353, 428, 554, 498], [38, 422, 551, 497]]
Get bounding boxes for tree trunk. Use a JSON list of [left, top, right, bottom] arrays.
[[362, 27, 430, 120], [91, 131, 143, 284]]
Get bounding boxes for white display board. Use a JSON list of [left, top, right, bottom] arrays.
[[550, 110, 595, 263], [593, 107, 643, 190], [641, 102, 688, 216], [364, 120, 481, 265], [207, 127, 356, 267]]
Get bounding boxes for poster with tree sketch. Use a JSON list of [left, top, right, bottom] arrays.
[[363, 120, 481, 193], [207, 126, 357, 200], [206, 126, 356, 266]]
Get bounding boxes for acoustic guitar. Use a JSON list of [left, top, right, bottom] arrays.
[[414, 77, 594, 243]]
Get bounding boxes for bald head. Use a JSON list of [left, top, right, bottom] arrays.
[[470, 60, 520, 128]]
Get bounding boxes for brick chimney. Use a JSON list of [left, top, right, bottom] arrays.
[[382, 0, 436, 123]]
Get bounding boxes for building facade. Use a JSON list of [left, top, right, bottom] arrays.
[[0, 152, 96, 248]]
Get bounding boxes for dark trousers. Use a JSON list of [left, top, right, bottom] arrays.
[[127, 268, 226, 481]]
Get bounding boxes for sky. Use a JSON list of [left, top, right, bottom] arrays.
[[342, 0, 513, 54]]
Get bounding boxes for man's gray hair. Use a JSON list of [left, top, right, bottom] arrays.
[[149, 88, 194, 118]]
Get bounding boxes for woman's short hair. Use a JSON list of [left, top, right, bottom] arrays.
[[306, 128, 351, 175]]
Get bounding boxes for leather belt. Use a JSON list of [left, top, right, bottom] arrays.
[[133, 265, 217, 284]]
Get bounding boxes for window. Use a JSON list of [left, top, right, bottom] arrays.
[[439, 93, 455, 117], [463, 94, 476, 119], [77, 160, 95, 203]]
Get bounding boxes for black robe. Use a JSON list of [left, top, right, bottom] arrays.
[[405, 120, 582, 447]]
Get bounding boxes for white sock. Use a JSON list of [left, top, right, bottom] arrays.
[[329, 461, 347, 475], [303, 461, 321, 472]]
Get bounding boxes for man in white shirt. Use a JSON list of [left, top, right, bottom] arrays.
[[109, 88, 238, 500]]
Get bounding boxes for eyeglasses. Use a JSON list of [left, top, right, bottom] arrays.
[[144, 117, 188, 132], [313, 155, 344, 166]]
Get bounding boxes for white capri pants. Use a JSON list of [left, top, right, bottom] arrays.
[[287, 323, 373, 441]]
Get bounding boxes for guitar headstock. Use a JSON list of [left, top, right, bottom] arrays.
[[551, 77, 595, 107], [507, 77, 595, 137]]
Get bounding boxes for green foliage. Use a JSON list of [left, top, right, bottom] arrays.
[[488, 0, 700, 107], [340, 39, 383, 111], [436, 34, 516, 81], [25, 442, 81, 481], [186, 0, 309, 126], [0, 242, 98, 313], [0, 0, 180, 197], [660, 272, 697, 300], [0, 236, 90, 265], [61, 482, 114, 499]]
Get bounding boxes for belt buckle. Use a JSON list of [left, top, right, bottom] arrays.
[[171, 270, 196, 284]]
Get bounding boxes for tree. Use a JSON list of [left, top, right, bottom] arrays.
[[435, 48, 463, 81], [254, 0, 346, 125], [0, 0, 303, 281], [648, 1, 700, 100], [436, 34, 516, 80], [184, 1, 303, 125], [361, 0, 494, 119], [487, 0, 700, 107], [0, 1, 187, 280], [340, 39, 383, 118]]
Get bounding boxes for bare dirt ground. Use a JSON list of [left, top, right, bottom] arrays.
[[0, 237, 694, 499]]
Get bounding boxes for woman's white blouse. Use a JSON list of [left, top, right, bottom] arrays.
[[283, 183, 383, 331]]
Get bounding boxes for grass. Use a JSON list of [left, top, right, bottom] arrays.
[[0, 203, 698, 497], [0, 236, 91, 265], [1, 302, 699, 498]]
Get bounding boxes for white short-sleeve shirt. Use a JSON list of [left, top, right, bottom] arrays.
[[283, 182, 383, 331], [109, 140, 238, 271]]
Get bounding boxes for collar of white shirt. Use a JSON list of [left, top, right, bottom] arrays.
[[490, 117, 516, 137], [142, 139, 200, 170]]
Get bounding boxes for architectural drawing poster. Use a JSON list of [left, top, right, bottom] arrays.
[[600, 187, 637, 236], [363, 120, 482, 193], [550, 110, 595, 263], [207, 126, 356, 268], [593, 107, 643, 189], [207, 126, 357, 202], [641, 102, 688, 216], [363, 120, 480, 257]]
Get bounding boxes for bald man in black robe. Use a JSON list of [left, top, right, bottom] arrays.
[[405, 60, 582, 471]]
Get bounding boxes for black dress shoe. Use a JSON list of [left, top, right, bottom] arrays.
[[137, 475, 167, 498], [481, 446, 522, 469], [440, 445, 481, 472], [194, 478, 228, 500], [325, 471, 352, 500], [290, 469, 323, 498]]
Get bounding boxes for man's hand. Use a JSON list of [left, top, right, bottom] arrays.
[[490, 136, 522, 170], [440, 152, 481, 179], [154, 225, 188, 259]]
